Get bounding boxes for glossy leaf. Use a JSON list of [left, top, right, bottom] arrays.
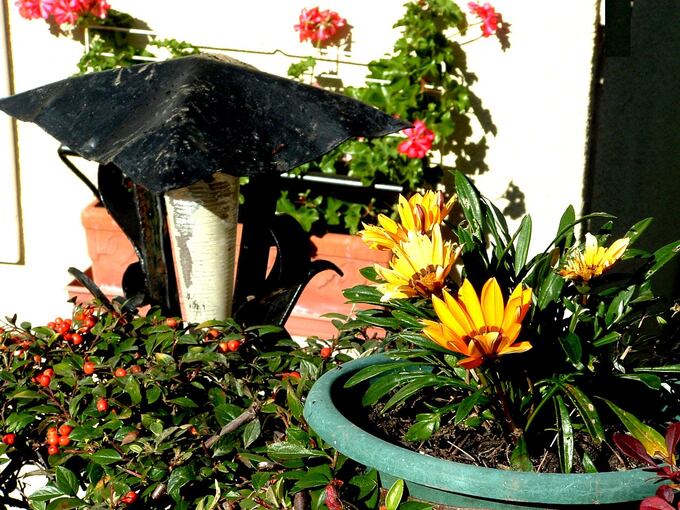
[[55, 467, 79, 497], [554, 396, 573, 473], [604, 399, 668, 459], [513, 215, 533, 276], [510, 435, 533, 472], [87, 449, 122, 466], [563, 385, 605, 443], [385, 479, 404, 510], [559, 332, 583, 368], [344, 361, 428, 388], [644, 240, 680, 279], [454, 171, 483, 238], [624, 217, 654, 245]]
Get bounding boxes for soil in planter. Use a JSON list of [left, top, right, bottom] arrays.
[[348, 389, 636, 474]]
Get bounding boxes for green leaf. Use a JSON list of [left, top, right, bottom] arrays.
[[554, 396, 574, 473], [602, 399, 667, 458], [559, 332, 583, 367], [359, 266, 381, 282], [634, 364, 680, 373], [124, 377, 142, 405], [593, 331, 621, 348], [556, 205, 576, 246], [385, 479, 404, 510], [291, 465, 332, 491], [455, 389, 483, 425], [344, 361, 427, 387], [514, 215, 532, 276], [168, 397, 198, 408], [266, 442, 328, 459], [581, 451, 598, 473], [624, 217, 653, 245], [537, 271, 564, 310], [29, 486, 64, 502], [242, 419, 261, 448], [563, 385, 605, 443], [617, 373, 661, 390], [605, 286, 635, 326], [55, 467, 79, 497], [510, 436, 533, 471], [87, 448, 122, 465], [645, 240, 680, 279], [383, 375, 450, 412], [45, 497, 84, 510], [404, 414, 439, 442], [454, 171, 483, 237], [147, 385, 162, 404], [167, 465, 195, 501]]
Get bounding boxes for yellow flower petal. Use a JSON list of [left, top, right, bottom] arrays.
[[481, 278, 504, 329]]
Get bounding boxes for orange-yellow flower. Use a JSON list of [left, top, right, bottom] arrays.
[[374, 225, 461, 301], [422, 278, 533, 369], [559, 234, 630, 283], [359, 190, 455, 251]]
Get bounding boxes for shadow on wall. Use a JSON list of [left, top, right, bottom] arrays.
[[587, 0, 680, 296]]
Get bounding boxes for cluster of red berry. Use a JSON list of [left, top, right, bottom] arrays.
[[0, 326, 33, 356], [204, 328, 242, 353], [45, 424, 72, 456], [2, 432, 15, 446], [47, 307, 97, 346], [34, 367, 55, 387], [120, 491, 138, 504]]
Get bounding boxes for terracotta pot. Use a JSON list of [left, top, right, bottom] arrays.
[[71, 201, 390, 338], [304, 354, 657, 510]]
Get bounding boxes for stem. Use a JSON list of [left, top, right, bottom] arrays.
[[489, 369, 521, 437], [205, 401, 261, 448]]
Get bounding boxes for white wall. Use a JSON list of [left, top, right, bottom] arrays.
[[0, 0, 600, 323]]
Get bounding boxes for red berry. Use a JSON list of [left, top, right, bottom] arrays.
[[121, 491, 138, 504], [47, 445, 59, 455], [207, 328, 221, 339], [47, 434, 59, 446], [130, 365, 142, 374], [96, 398, 109, 412], [165, 317, 178, 329], [114, 368, 127, 377], [83, 361, 96, 375], [217, 342, 229, 353], [43, 368, 55, 378], [58, 435, 70, 447], [83, 317, 96, 329], [71, 333, 83, 345], [2, 433, 15, 446], [33, 354, 42, 363], [37, 374, 51, 387], [227, 339, 241, 352], [320, 347, 333, 359], [58, 424, 72, 436], [47, 426, 57, 435], [281, 371, 301, 380]]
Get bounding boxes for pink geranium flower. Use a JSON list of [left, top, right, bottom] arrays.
[[468, 2, 500, 38], [294, 6, 347, 44], [15, 0, 43, 19], [81, 0, 110, 18], [397, 120, 435, 159]]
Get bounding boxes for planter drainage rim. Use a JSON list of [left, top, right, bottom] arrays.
[[303, 353, 656, 506]]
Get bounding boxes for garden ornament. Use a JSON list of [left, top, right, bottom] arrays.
[[0, 54, 407, 322]]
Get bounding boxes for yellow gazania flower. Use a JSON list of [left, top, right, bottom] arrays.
[[374, 225, 461, 302], [422, 278, 533, 369], [358, 190, 455, 251], [559, 233, 630, 283]]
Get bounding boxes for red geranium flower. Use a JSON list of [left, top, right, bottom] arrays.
[[51, 0, 81, 25], [468, 2, 500, 38], [397, 120, 435, 159], [294, 6, 347, 44], [81, 0, 110, 18]]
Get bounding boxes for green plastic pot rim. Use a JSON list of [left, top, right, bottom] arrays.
[[303, 353, 655, 506]]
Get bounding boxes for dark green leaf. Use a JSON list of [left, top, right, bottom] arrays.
[[634, 364, 680, 373], [266, 442, 328, 459], [510, 436, 533, 471], [645, 240, 680, 279], [344, 361, 427, 387], [242, 419, 261, 448], [167, 465, 195, 501], [124, 377, 142, 405], [563, 385, 605, 443], [581, 451, 598, 473], [554, 396, 573, 473], [55, 467, 79, 497], [624, 217, 653, 245], [617, 373, 661, 390], [593, 332, 621, 348], [514, 215, 532, 276], [29, 486, 64, 502], [455, 389, 483, 425], [559, 332, 582, 367], [87, 448, 122, 465], [404, 415, 439, 442], [537, 271, 564, 309]]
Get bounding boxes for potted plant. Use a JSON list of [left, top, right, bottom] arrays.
[[304, 172, 680, 508]]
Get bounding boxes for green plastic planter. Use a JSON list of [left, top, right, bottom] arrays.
[[303, 354, 657, 509]]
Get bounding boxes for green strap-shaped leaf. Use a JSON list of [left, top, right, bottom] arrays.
[[514, 215, 533, 276], [624, 217, 653, 246], [344, 361, 427, 388], [554, 396, 574, 473], [645, 240, 680, 279], [602, 399, 668, 460], [563, 384, 605, 443], [382, 375, 452, 412], [454, 171, 483, 238], [510, 435, 533, 472]]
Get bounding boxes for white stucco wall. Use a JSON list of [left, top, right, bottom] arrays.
[[0, 0, 600, 324]]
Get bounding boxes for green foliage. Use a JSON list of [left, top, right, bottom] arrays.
[[340, 171, 680, 472], [0, 303, 389, 508], [283, 0, 492, 233]]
